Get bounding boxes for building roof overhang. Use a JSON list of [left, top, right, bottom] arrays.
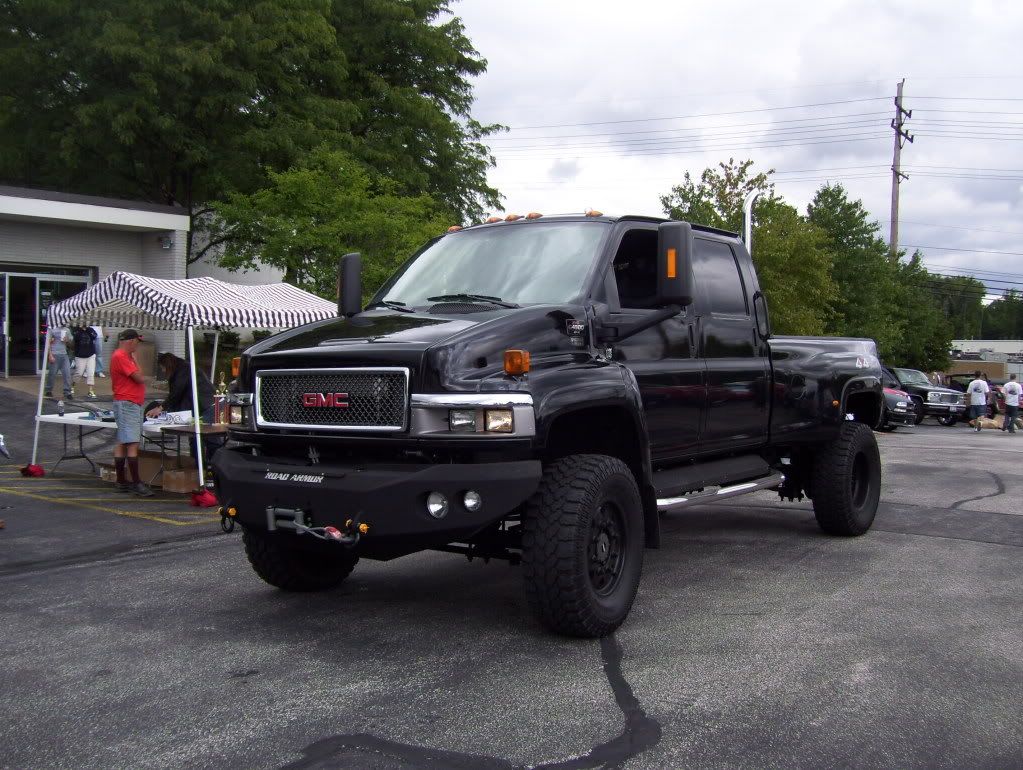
[[0, 186, 190, 232]]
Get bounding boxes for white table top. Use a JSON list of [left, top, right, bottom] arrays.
[[36, 411, 165, 437], [36, 412, 118, 428]]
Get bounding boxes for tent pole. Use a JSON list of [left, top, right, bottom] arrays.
[[187, 326, 206, 488], [210, 330, 220, 381], [31, 325, 54, 467]]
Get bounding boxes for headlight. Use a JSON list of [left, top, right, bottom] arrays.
[[448, 409, 476, 432], [229, 405, 244, 424], [484, 409, 514, 433], [895, 401, 908, 408], [927, 392, 940, 402]]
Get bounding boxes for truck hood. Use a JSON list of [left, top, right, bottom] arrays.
[[247, 310, 499, 355]]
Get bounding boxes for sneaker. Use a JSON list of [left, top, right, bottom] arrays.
[[97, 372, 107, 378], [88, 389, 97, 399], [114, 482, 131, 492], [132, 483, 154, 497]]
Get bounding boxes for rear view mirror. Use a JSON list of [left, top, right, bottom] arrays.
[[338, 252, 362, 317], [656, 222, 694, 307]]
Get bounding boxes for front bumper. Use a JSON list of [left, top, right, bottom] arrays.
[[887, 408, 917, 426], [921, 402, 966, 418], [212, 448, 541, 552]]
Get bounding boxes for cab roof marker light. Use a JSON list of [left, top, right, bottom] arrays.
[[526, 212, 543, 219], [447, 225, 463, 232], [585, 209, 603, 217], [485, 216, 503, 223], [505, 213, 522, 221]]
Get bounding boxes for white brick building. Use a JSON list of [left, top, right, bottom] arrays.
[[0, 186, 190, 376]]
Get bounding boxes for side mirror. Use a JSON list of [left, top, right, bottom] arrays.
[[656, 222, 695, 307], [338, 252, 362, 317]]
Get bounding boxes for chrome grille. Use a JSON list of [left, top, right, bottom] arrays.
[[938, 393, 962, 404], [256, 368, 409, 431]]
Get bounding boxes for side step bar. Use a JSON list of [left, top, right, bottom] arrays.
[[656, 471, 785, 513]]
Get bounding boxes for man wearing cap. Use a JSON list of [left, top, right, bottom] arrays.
[[110, 330, 153, 496]]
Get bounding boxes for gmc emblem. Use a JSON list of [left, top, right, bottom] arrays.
[[302, 392, 349, 408]]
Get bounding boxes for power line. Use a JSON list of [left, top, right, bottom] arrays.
[[505, 98, 890, 130], [905, 245, 1023, 257]]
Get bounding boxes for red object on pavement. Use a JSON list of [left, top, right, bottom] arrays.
[[190, 488, 219, 507], [20, 464, 45, 477]]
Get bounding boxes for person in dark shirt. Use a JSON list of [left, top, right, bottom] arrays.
[[146, 352, 220, 463], [146, 352, 215, 421]]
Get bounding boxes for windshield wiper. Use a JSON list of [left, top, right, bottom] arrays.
[[426, 293, 519, 308], [364, 299, 415, 313]]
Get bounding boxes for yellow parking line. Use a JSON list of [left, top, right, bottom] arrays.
[[0, 485, 206, 526]]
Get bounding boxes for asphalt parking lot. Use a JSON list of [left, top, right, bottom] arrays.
[[0, 393, 1021, 769]]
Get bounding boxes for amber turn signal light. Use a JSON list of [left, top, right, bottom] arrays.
[[231, 356, 241, 377], [504, 349, 530, 376]]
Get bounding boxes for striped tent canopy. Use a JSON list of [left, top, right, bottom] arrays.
[[47, 271, 337, 330]]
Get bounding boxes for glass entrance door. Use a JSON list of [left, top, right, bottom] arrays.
[[8, 275, 38, 375], [0, 274, 7, 378]]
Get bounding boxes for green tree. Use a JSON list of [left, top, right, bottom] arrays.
[[886, 252, 953, 370], [660, 157, 775, 231], [807, 184, 901, 353], [660, 159, 835, 335], [981, 290, 1023, 339], [747, 198, 836, 335], [214, 149, 448, 299], [0, 0, 498, 265], [925, 274, 986, 339]]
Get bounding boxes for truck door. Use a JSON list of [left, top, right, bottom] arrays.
[[692, 238, 770, 452], [606, 226, 705, 461]]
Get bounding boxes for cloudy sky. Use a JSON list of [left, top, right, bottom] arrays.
[[453, 0, 1023, 302]]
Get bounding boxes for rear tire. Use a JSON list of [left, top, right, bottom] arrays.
[[521, 454, 644, 638], [811, 422, 881, 536], [242, 527, 358, 591]]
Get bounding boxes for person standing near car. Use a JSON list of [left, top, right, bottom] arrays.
[[966, 370, 990, 432], [1002, 374, 1021, 434], [110, 329, 153, 496]]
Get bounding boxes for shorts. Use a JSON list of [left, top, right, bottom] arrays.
[[969, 404, 987, 420], [113, 400, 143, 444]]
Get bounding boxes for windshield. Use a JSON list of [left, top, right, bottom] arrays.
[[375, 221, 609, 307], [893, 368, 931, 386]]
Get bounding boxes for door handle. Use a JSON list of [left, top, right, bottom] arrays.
[[688, 325, 695, 348]]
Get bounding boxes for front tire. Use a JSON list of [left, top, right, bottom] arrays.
[[242, 527, 358, 591], [521, 454, 644, 638], [937, 415, 957, 426], [811, 422, 881, 536]]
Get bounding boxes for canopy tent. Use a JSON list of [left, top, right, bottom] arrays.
[[33, 271, 337, 488]]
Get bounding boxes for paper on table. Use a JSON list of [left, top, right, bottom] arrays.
[[144, 410, 195, 426]]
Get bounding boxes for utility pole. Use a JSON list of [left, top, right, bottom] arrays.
[[889, 78, 913, 256]]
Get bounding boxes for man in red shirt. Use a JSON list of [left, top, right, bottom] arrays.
[[110, 329, 153, 496]]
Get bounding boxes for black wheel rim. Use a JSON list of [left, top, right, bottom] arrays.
[[851, 453, 871, 509], [588, 501, 625, 597]]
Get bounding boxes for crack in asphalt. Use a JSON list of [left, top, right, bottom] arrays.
[[951, 471, 1006, 509], [280, 633, 661, 770]]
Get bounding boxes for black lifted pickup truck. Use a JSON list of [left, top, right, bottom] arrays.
[[213, 214, 884, 637]]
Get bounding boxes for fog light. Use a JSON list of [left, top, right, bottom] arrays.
[[449, 409, 476, 432], [463, 490, 482, 512], [484, 409, 513, 433], [426, 492, 448, 518]]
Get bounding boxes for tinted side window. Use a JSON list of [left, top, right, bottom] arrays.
[[693, 239, 748, 315], [611, 229, 659, 308]]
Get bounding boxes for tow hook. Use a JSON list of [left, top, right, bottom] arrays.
[[294, 516, 369, 546]]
